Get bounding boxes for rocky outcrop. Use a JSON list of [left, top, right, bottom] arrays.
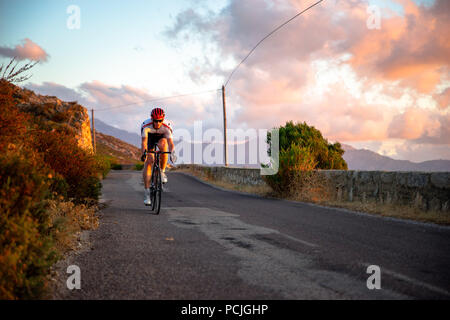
[[5, 81, 93, 152]]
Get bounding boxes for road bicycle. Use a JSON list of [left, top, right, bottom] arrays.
[[144, 148, 171, 215]]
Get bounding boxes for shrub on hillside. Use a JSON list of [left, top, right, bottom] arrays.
[[33, 125, 101, 202], [0, 148, 57, 299], [46, 199, 98, 253], [0, 81, 30, 149], [0, 79, 102, 299], [94, 154, 112, 179]]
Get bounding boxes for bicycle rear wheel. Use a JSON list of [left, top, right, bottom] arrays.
[[153, 168, 162, 214]]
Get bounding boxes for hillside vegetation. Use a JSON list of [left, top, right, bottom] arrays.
[[95, 131, 140, 165], [0, 80, 107, 299]]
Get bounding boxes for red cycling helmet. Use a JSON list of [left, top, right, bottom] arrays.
[[151, 107, 165, 120]]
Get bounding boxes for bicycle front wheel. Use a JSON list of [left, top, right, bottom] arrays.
[[154, 168, 162, 215], [150, 167, 157, 211]]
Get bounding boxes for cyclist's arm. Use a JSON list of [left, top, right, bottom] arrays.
[[141, 126, 148, 154], [162, 124, 174, 153], [141, 136, 147, 154], [168, 137, 175, 153]]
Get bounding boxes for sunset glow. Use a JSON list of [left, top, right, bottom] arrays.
[[1, 0, 448, 162]]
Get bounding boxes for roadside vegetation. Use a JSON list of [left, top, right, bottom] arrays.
[[174, 121, 346, 199], [177, 121, 449, 225], [263, 121, 347, 199], [0, 78, 107, 299]]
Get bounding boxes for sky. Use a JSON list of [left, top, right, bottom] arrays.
[[1, 0, 448, 162]]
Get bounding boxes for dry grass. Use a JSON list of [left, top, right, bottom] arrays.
[[174, 167, 272, 196], [175, 166, 450, 226], [285, 173, 450, 225], [321, 199, 450, 225], [46, 198, 99, 254]]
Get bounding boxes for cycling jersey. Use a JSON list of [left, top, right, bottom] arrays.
[[141, 118, 173, 150]]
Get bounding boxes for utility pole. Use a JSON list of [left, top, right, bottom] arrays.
[[221, 85, 228, 167], [91, 109, 96, 154]]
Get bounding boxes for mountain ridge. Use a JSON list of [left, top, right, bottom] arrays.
[[94, 119, 450, 171]]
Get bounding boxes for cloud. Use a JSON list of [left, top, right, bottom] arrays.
[[161, 0, 450, 161], [25, 77, 450, 161], [25, 80, 223, 137], [392, 140, 450, 162], [345, 0, 450, 94], [434, 87, 450, 110], [0, 38, 49, 62], [78, 81, 154, 109], [166, 0, 450, 93], [387, 108, 444, 141], [25, 82, 85, 102]]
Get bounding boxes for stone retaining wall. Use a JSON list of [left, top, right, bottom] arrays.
[[177, 165, 450, 212], [321, 170, 449, 212]]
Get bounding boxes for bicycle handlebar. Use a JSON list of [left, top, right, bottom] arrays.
[[147, 150, 172, 154]]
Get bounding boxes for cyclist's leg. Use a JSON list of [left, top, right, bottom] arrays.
[[144, 136, 158, 189], [157, 138, 169, 172], [143, 151, 155, 188], [143, 148, 155, 205]]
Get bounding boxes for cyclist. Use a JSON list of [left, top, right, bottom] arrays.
[[141, 107, 176, 206]]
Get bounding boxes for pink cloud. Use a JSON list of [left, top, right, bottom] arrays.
[[347, 0, 450, 94], [0, 38, 49, 61], [388, 108, 448, 143], [434, 88, 450, 110], [166, 0, 449, 94], [163, 0, 449, 161]]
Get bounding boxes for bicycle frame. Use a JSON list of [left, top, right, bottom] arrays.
[[145, 148, 171, 214]]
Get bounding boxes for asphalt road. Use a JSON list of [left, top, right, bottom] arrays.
[[57, 170, 450, 299]]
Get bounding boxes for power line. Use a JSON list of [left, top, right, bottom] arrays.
[[94, 0, 324, 112], [224, 0, 324, 88], [94, 88, 220, 111]]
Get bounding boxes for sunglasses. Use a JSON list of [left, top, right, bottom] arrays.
[[153, 119, 163, 123]]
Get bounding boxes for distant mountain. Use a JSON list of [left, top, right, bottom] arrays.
[[95, 131, 140, 164], [341, 144, 450, 172], [94, 121, 450, 171], [95, 119, 141, 147]]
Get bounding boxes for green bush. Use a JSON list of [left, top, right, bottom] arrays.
[[275, 121, 347, 170], [264, 121, 347, 197], [111, 163, 123, 170], [94, 154, 112, 178], [264, 144, 317, 196], [134, 163, 144, 171]]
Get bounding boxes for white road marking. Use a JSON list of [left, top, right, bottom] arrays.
[[282, 234, 318, 248]]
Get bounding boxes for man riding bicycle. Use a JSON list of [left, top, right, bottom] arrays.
[[141, 107, 176, 206]]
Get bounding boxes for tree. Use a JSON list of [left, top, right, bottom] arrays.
[[0, 57, 38, 83], [264, 121, 347, 197], [276, 121, 347, 170]]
